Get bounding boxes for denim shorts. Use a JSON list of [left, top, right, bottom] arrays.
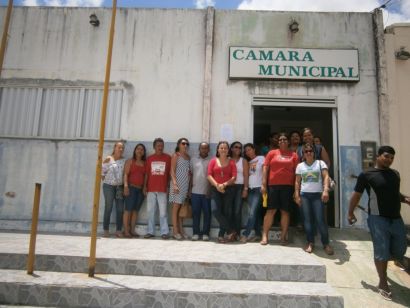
[[267, 185, 293, 212], [124, 186, 144, 212], [367, 214, 407, 261]]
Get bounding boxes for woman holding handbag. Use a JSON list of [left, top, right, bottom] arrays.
[[102, 141, 126, 238]]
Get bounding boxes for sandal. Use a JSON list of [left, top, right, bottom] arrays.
[[378, 288, 392, 301], [227, 232, 237, 242], [123, 232, 132, 238], [280, 239, 289, 246], [130, 232, 140, 238], [115, 231, 124, 238], [218, 237, 227, 244], [260, 238, 268, 245], [304, 243, 314, 253]]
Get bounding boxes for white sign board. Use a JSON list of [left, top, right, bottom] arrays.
[[229, 47, 359, 82]]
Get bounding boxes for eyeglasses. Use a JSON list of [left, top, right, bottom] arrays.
[[304, 150, 313, 154], [181, 142, 190, 146]]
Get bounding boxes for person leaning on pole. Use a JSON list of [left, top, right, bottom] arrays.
[[348, 145, 410, 301]]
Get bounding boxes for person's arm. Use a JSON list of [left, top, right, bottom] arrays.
[[294, 174, 302, 206], [261, 165, 268, 195], [170, 154, 179, 193], [223, 159, 237, 187], [143, 159, 149, 196], [101, 156, 112, 181], [400, 193, 410, 205], [242, 159, 249, 198], [321, 167, 330, 203], [321, 146, 331, 168], [123, 159, 131, 196], [348, 191, 363, 224], [207, 158, 225, 193]]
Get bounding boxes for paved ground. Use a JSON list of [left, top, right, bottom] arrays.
[[0, 228, 409, 308]]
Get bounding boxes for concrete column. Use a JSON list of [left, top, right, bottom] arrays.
[[372, 9, 389, 145], [201, 6, 215, 142]]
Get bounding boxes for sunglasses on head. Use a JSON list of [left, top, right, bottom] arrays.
[[181, 142, 190, 146]]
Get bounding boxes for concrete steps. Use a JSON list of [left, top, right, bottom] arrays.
[[0, 233, 344, 307], [0, 269, 343, 308]]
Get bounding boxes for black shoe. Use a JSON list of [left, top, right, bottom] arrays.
[[161, 234, 170, 240], [144, 233, 154, 239]]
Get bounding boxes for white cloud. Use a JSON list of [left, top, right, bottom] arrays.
[[195, 0, 216, 9], [237, 0, 410, 26], [22, 0, 39, 5]]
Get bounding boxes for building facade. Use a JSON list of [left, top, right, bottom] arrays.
[[0, 6, 397, 233]]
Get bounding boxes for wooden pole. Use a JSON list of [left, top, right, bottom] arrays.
[[88, 0, 117, 277], [27, 183, 41, 275], [0, 0, 13, 77]]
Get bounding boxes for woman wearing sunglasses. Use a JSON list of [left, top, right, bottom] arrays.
[[229, 141, 249, 240], [260, 133, 298, 245], [169, 138, 191, 240], [294, 143, 334, 255]]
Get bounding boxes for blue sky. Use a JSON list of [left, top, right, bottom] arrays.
[[2, 0, 410, 25]]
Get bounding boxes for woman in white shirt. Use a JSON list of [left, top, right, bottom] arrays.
[[102, 141, 126, 238], [294, 143, 333, 255], [240, 143, 264, 243]]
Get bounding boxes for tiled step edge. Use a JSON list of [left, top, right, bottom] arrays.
[[0, 253, 326, 283], [0, 270, 343, 308]]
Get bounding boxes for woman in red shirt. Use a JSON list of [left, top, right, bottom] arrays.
[[260, 133, 298, 245], [207, 141, 237, 243], [123, 143, 146, 238]]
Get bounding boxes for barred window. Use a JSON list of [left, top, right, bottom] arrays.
[[0, 86, 123, 139]]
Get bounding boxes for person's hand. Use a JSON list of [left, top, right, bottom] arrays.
[[404, 196, 410, 205], [124, 186, 129, 197], [321, 191, 329, 203], [173, 182, 180, 193], [294, 195, 301, 206], [143, 186, 147, 196], [260, 185, 266, 195], [242, 189, 248, 199], [216, 183, 225, 193], [348, 212, 357, 225], [103, 157, 111, 164]]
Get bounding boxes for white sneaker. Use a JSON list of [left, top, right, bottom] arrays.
[[202, 235, 209, 241], [192, 234, 199, 241]]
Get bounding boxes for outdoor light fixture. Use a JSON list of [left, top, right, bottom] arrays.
[[289, 20, 299, 33], [395, 47, 410, 60], [89, 14, 100, 27]]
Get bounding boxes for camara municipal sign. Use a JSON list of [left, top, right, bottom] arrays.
[[229, 47, 359, 82]]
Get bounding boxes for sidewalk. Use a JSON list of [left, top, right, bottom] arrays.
[[0, 228, 409, 308]]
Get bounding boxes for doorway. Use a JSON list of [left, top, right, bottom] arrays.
[[253, 104, 338, 227]]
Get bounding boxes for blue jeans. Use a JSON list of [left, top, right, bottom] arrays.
[[146, 192, 169, 235], [367, 215, 406, 261], [191, 193, 211, 236], [231, 184, 244, 234], [243, 187, 262, 237], [103, 183, 124, 231], [124, 186, 144, 212], [300, 192, 329, 246], [211, 186, 234, 237]]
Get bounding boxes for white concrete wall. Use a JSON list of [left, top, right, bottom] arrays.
[[0, 7, 383, 232], [210, 10, 379, 144], [385, 24, 410, 224]]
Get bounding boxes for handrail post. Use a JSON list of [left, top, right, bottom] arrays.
[[0, 0, 13, 78], [88, 0, 117, 277], [27, 183, 41, 275]]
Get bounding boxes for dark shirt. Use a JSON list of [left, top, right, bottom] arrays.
[[354, 167, 401, 219]]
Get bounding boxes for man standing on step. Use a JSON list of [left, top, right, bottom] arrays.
[[348, 145, 410, 301], [144, 138, 171, 239]]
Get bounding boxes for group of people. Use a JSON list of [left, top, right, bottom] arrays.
[[101, 135, 410, 301], [100, 128, 336, 255]]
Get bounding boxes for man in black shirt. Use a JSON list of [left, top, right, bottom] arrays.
[[348, 146, 410, 300]]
